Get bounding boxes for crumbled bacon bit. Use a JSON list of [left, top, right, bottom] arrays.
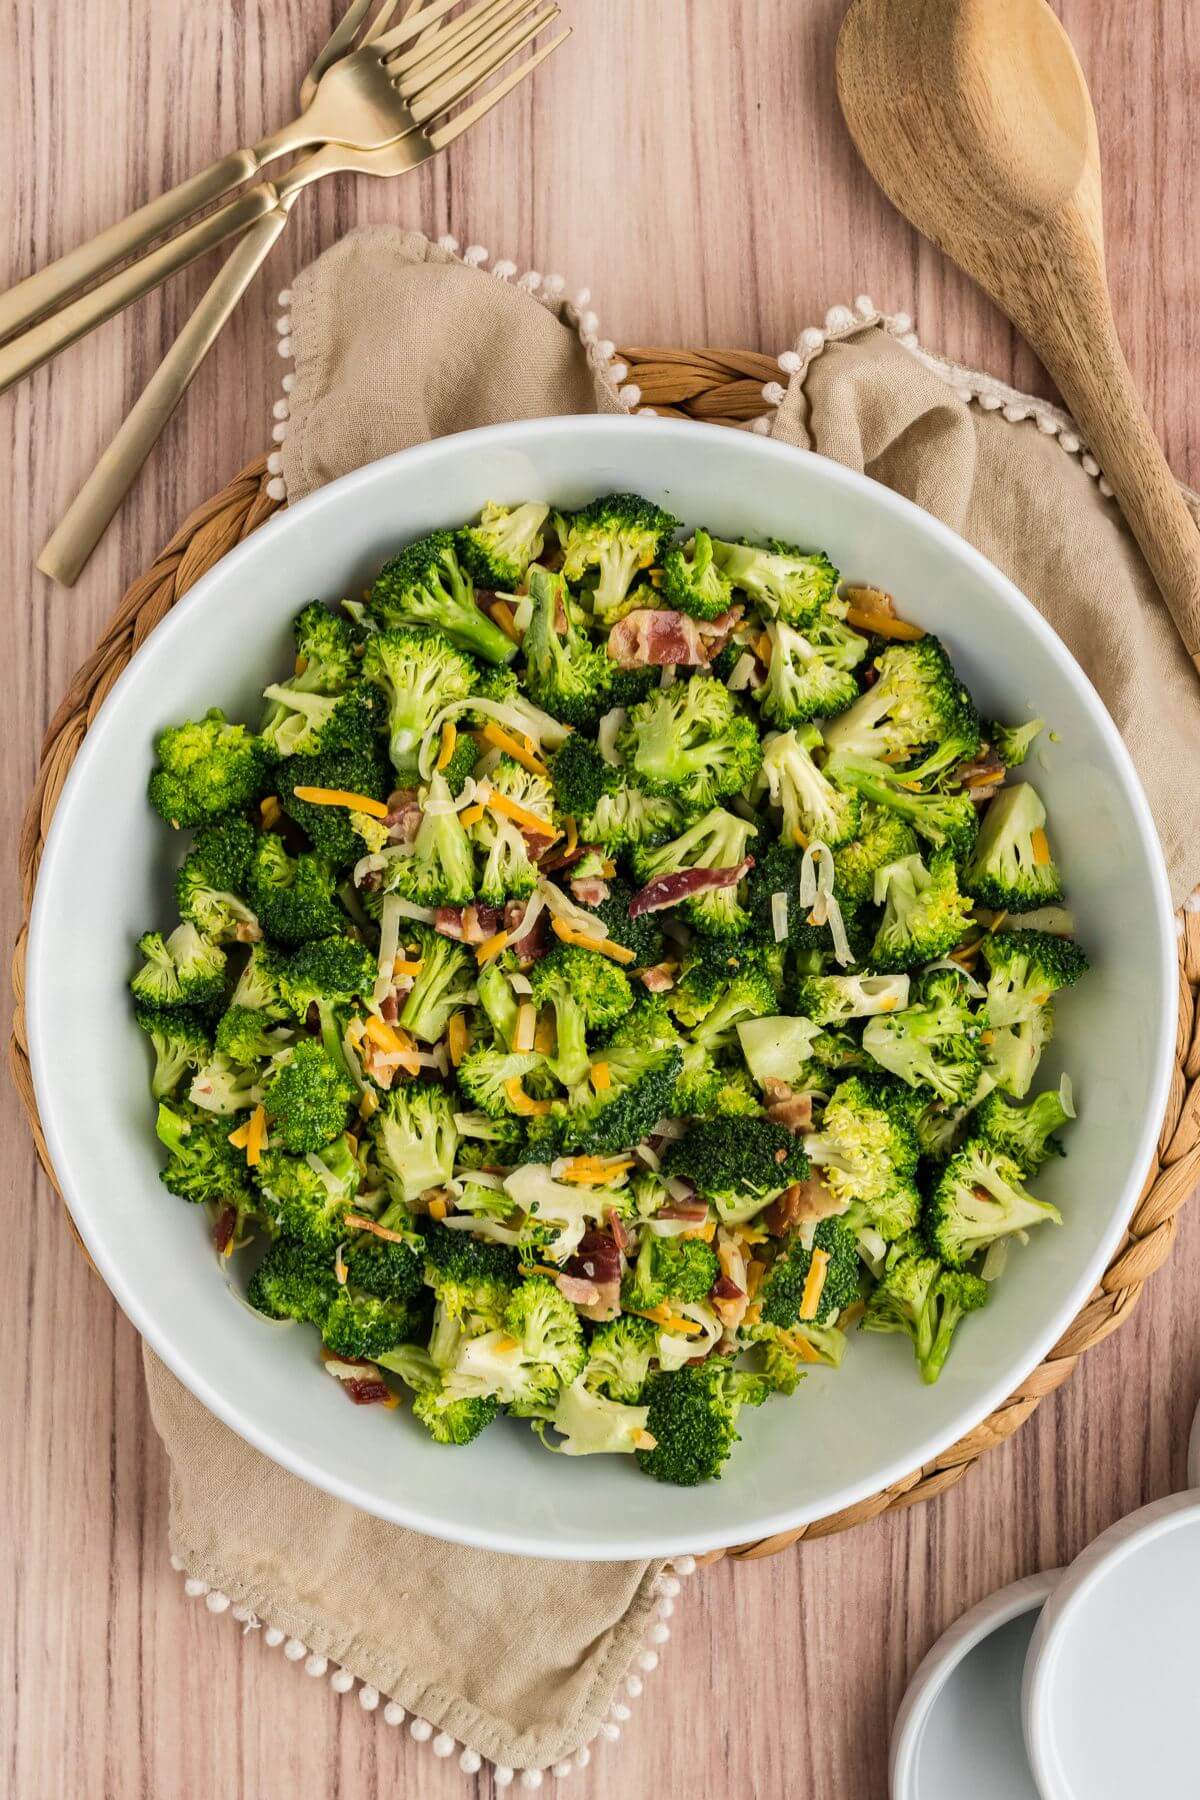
[[639, 962, 677, 993], [569, 875, 610, 907], [305, 1001, 322, 1035], [506, 898, 548, 963], [379, 992, 399, 1024], [764, 1080, 814, 1134], [435, 903, 506, 944], [763, 1177, 845, 1236], [711, 1275, 745, 1301], [608, 609, 711, 668], [384, 789, 422, 844], [212, 1205, 237, 1256], [341, 1378, 393, 1406], [628, 858, 754, 917]]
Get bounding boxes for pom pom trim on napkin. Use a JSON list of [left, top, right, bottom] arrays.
[[169, 1550, 697, 1786], [264, 235, 642, 503]]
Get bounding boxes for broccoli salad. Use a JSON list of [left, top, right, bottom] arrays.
[[131, 495, 1089, 1485]]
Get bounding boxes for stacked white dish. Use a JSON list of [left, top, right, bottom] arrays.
[[891, 1399, 1200, 1797]]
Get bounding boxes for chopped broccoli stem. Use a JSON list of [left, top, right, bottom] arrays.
[[962, 782, 1063, 912]]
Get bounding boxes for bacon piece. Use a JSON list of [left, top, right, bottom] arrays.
[[555, 1272, 601, 1307], [384, 789, 422, 844], [628, 858, 754, 917], [656, 1198, 709, 1223], [341, 1377, 393, 1406], [607, 609, 711, 668], [711, 1275, 745, 1301], [379, 992, 399, 1024], [435, 903, 505, 944], [569, 875, 610, 907], [695, 605, 743, 639], [605, 1207, 630, 1253], [213, 1205, 237, 1256], [639, 962, 676, 993], [712, 1233, 749, 1330], [566, 1228, 624, 1322], [305, 1001, 322, 1035], [762, 1176, 845, 1236], [506, 898, 548, 964], [764, 1084, 814, 1134]]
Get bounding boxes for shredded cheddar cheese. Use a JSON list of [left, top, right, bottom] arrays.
[[259, 795, 283, 830], [550, 918, 636, 963], [227, 1121, 252, 1150], [589, 1060, 611, 1091], [426, 1196, 448, 1221], [564, 815, 578, 855], [245, 1104, 267, 1168], [1031, 827, 1052, 866], [479, 721, 549, 777], [533, 1012, 555, 1056], [558, 1156, 634, 1183], [435, 721, 457, 771], [488, 600, 522, 644], [779, 1328, 824, 1363], [486, 789, 560, 841], [292, 785, 389, 819], [447, 1011, 471, 1066], [392, 956, 424, 978], [843, 604, 925, 640], [798, 1248, 830, 1322], [514, 1002, 537, 1054], [475, 928, 510, 966], [791, 825, 810, 848], [504, 1077, 553, 1117], [459, 803, 485, 828]]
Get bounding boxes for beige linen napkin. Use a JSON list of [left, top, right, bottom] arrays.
[[145, 227, 1200, 1779]]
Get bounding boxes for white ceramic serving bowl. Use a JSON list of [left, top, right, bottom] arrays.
[[26, 416, 1176, 1560]]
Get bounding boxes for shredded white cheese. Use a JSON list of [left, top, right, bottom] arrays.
[[980, 1239, 1009, 1282], [771, 890, 789, 943], [304, 1152, 343, 1195], [726, 651, 758, 691], [389, 897, 440, 925], [596, 707, 627, 765], [659, 663, 677, 688], [374, 895, 402, 1002], [1059, 1073, 1076, 1119], [509, 972, 533, 996]]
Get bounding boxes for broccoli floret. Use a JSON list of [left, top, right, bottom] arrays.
[[974, 1086, 1071, 1172], [984, 1005, 1055, 1100], [521, 566, 616, 727], [631, 807, 758, 938], [246, 835, 344, 946], [861, 1252, 987, 1383], [148, 708, 269, 828], [155, 1099, 257, 1211], [637, 1358, 766, 1486], [470, 757, 555, 904], [230, 940, 288, 1015], [804, 1073, 920, 1220], [260, 683, 379, 762], [709, 538, 838, 625], [805, 605, 870, 672], [662, 1116, 809, 1220], [584, 1313, 660, 1402], [761, 726, 861, 847], [130, 923, 227, 1009], [396, 925, 476, 1045], [469, 665, 572, 752], [344, 1222, 425, 1303], [276, 933, 376, 1071], [795, 972, 911, 1025], [559, 493, 678, 623], [759, 1217, 860, 1327], [441, 1276, 586, 1406], [709, 1068, 765, 1117], [292, 601, 359, 688], [530, 1377, 653, 1456], [438, 729, 480, 796], [660, 528, 735, 621], [189, 813, 258, 888], [979, 928, 1088, 1026], [685, 963, 777, 1053], [369, 1080, 459, 1204], [246, 1235, 339, 1326], [621, 1235, 719, 1311], [422, 1218, 520, 1304], [457, 1046, 547, 1119], [135, 1005, 213, 1098], [529, 942, 635, 1086], [370, 530, 516, 666], [525, 1001, 683, 1160], [279, 741, 390, 865], [577, 786, 684, 853], [475, 958, 521, 1049], [870, 850, 974, 971], [744, 1318, 847, 1390], [668, 941, 764, 1027], [925, 1139, 1063, 1267], [214, 1003, 291, 1065], [754, 621, 859, 726], [823, 636, 980, 773], [322, 1287, 427, 1361], [962, 783, 1063, 912], [825, 753, 980, 860], [175, 849, 262, 945], [863, 967, 985, 1106], [411, 1387, 500, 1444], [262, 1041, 354, 1153], [254, 1132, 362, 1249], [382, 770, 476, 907], [361, 626, 475, 777], [619, 676, 762, 812], [456, 499, 550, 588], [831, 805, 917, 906], [548, 734, 614, 818], [985, 716, 1044, 767]]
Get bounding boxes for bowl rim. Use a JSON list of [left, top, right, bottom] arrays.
[[26, 414, 1179, 1559]]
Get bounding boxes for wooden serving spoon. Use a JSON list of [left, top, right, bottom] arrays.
[[836, 0, 1200, 676]]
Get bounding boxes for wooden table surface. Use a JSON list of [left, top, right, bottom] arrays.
[[3, 3, 1197, 1795]]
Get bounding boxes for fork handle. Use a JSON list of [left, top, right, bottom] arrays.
[[37, 205, 294, 587], [0, 148, 263, 347], [0, 182, 278, 396]]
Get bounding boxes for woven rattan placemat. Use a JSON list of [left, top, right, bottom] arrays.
[[11, 351, 1200, 1560]]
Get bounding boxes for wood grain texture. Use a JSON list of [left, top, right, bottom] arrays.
[[1, 3, 1197, 1796]]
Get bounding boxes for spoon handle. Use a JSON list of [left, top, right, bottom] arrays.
[[1002, 227, 1200, 673]]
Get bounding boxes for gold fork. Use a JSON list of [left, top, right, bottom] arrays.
[[37, 15, 567, 583], [0, 0, 536, 377]]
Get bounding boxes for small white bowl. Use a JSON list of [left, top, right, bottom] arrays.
[[891, 1570, 1060, 1799], [1023, 1491, 1200, 1796], [25, 416, 1178, 1559]]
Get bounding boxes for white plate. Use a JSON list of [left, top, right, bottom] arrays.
[[25, 416, 1178, 1559], [1023, 1492, 1200, 1796], [891, 1569, 1060, 1799], [1189, 1394, 1200, 1490]]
